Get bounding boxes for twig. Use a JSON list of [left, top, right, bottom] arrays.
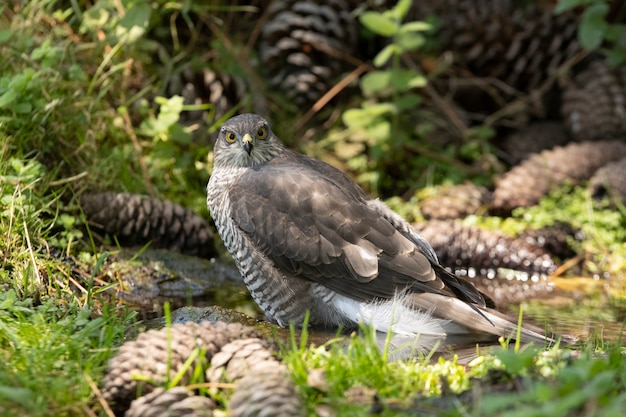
[[549, 254, 585, 278], [295, 63, 370, 132], [85, 373, 116, 417], [17, 184, 42, 285]]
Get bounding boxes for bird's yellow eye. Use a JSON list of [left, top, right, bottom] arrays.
[[256, 127, 268, 140], [225, 132, 237, 143]]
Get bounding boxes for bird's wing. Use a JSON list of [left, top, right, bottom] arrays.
[[229, 151, 486, 306]]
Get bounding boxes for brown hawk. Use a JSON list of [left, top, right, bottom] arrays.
[[207, 114, 569, 352]]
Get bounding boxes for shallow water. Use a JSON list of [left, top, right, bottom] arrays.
[[111, 248, 625, 346], [496, 276, 626, 343]]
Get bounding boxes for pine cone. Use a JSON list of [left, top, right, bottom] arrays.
[[491, 140, 626, 214], [420, 183, 489, 220], [229, 367, 306, 417], [496, 122, 571, 165], [206, 338, 306, 417], [81, 192, 217, 259], [259, 0, 357, 106], [125, 387, 215, 417], [589, 156, 626, 207], [207, 338, 279, 383], [561, 60, 626, 142], [410, 0, 581, 93], [414, 220, 559, 277], [518, 222, 580, 262], [167, 66, 251, 139], [101, 321, 259, 415]]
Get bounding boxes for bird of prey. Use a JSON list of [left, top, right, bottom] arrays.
[[207, 113, 568, 353]]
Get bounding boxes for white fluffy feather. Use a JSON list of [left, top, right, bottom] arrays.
[[331, 292, 464, 337]]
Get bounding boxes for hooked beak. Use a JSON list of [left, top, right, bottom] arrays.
[[242, 133, 253, 155]]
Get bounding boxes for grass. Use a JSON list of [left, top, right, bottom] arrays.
[[1, 1, 626, 416], [0, 291, 137, 417], [281, 325, 626, 417]]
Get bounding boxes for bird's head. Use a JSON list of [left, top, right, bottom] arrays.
[[213, 114, 284, 168]]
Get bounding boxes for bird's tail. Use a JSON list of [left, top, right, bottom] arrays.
[[408, 292, 577, 347]]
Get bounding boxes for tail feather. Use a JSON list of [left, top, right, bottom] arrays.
[[407, 292, 576, 346]]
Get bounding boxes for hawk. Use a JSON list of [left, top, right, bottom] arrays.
[[207, 114, 567, 352]]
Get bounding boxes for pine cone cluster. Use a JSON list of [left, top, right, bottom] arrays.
[[101, 321, 259, 415], [259, 0, 357, 106], [420, 183, 489, 220], [414, 220, 559, 277], [491, 140, 626, 215], [81, 192, 216, 259], [589, 156, 626, 207], [410, 0, 580, 94], [125, 387, 215, 417], [496, 122, 571, 165], [561, 60, 626, 142]]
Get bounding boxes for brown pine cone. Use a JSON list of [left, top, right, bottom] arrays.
[[259, 0, 357, 106], [589, 156, 626, 207], [207, 338, 278, 383], [125, 387, 215, 417], [167, 65, 252, 140], [414, 220, 559, 277], [496, 122, 572, 165], [81, 192, 217, 259], [207, 338, 306, 417], [490, 140, 626, 215], [420, 183, 489, 220], [229, 367, 306, 417], [409, 0, 581, 93], [518, 222, 580, 262], [561, 60, 626, 142], [101, 321, 259, 415]]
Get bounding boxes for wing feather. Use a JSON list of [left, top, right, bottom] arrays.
[[230, 150, 487, 306]]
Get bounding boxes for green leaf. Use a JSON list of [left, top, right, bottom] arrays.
[[604, 23, 626, 42], [0, 29, 13, 43], [0, 89, 17, 108], [363, 102, 396, 118], [408, 74, 427, 88], [360, 12, 398, 37], [393, 94, 422, 111], [554, 0, 587, 14], [80, 3, 111, 34], [388, 69, 426, 92], [399, 21, 432, 33], [342, 108, 370, 128], [116, 2, 152, 44], [373, 44, 397, 67], [390, 0, 413, 21], [360, 71, 391, 96], [604, 47, 626, 67], [368, 120, 391, 142], [579, 3, 609, 51], [396, 31, 425, 52]]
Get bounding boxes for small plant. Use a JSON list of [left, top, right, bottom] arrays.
[[318, 0, 494, 197], [556, 0, 626, 66]]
